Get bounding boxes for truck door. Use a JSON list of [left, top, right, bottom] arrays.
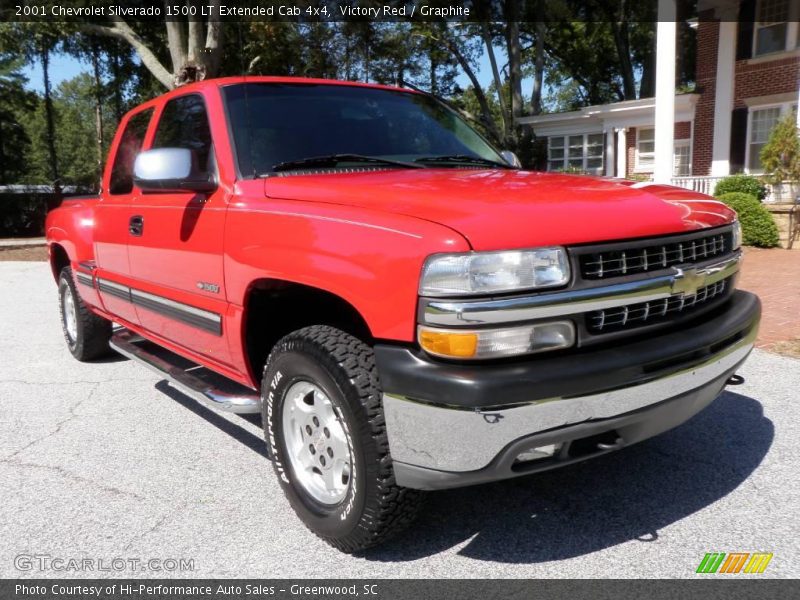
[[126, 92, 232, 366], [93, 107, 154, 326]]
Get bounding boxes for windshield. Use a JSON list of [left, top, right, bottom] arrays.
[[222, 83, 506, 176]]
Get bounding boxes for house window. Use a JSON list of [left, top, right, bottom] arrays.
[[547, 137, 564, 171], [636, 128, 655, 170], [753, 0, 800, 56], [635, 128, 693, 175], [547, 133, 604, 174], [673, 142, 692, 177], [746, 103, 797, 172]]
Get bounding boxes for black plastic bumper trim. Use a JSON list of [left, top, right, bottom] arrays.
[[375, 290, 760, 410]]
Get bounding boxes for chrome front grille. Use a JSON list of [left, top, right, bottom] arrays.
[[580, 232, 728, 280], [587, 278, 729, 333]]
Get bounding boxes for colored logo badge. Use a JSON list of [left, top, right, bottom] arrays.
[[696, 552, 773, 574]]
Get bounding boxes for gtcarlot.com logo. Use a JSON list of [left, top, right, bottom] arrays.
[[696, 552, 773, 574], [14, 554, 195, 573]]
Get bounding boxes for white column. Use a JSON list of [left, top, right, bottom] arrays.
[[654, 0, 677, 184], [797, 81, 800, 129], [711, 21, 738, 176], [616, 128, 627, 178], [604, 126, 615, 176]]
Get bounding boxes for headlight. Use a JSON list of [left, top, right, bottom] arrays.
[[732, 221, 742, 250], [418, 321, 575, 360], [419, 248, 570, 296]]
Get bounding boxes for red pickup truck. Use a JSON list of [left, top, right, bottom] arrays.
[[46, 77, 760, 552]]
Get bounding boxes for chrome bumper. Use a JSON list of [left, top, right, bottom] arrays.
[[383, 326, 754, 476]]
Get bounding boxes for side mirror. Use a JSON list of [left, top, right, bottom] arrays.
[[500, 150, 522, 168], [133, 148, 216, 193]]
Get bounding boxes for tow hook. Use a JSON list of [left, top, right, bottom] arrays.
[[597, 436, 625, 451], [726, 374, 745, 386]]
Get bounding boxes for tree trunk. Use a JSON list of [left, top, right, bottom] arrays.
[[605, 1, 636, 100], [531, 20, 546, 116], [429, 52, 437, 95], [40, 41, 60, 196], [505, 1, 524, 149], [609, 21, 636, 100], [0, 121, 5, 183], [111, 42, 123, 121], [440, 32, 503, 143], [482, 23, 509, 140], [639, 48, 655, 98], [91, 42, 105, 186]]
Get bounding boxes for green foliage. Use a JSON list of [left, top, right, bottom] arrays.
[[713, 174, 768, 202], [627, 173, 652, 183], [19, 73, 114, 190], [0, 53, 35, 184], [0, 191, 50, 237], [716, 192, 780, 248], [759, 112, 800, 185]]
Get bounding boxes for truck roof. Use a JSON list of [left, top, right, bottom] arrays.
[[127, 76, 416, 117]]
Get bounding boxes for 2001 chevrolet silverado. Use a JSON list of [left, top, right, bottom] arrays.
[[46, 77, 760, 552]]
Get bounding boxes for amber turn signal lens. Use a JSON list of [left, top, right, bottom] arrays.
[[418, 329, 478, 358]]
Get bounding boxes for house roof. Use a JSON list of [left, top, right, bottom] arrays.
[[517, 94, 700, 136]]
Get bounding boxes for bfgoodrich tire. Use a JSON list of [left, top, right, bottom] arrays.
[[262, 325, 424, 552], [58, 267, 112, 361]]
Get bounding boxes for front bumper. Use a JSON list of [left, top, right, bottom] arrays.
[[375, 290, 760, 490]]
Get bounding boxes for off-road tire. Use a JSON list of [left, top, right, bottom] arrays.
[[58, 267, 112, 361], [262, 325, 424, 552]]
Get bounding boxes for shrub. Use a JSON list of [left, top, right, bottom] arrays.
[[713, 174, 767, 201], [0, 192, 50, 237], [759, 112, 800, 186], [716, 192, 780, 248]]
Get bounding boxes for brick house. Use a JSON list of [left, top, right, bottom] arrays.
[[518, 0, 800, 198]]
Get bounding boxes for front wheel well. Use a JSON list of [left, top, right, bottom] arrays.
[[49, 244, 70, 281], [243, 280, 373, 384]]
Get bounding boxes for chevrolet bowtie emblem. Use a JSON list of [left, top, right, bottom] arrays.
[[671, 267, 708, 296]]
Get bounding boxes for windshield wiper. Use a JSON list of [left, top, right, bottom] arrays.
[[414, 154, 517, 169], [271, 153, 424, 173]]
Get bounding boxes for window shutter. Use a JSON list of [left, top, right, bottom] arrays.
[[729, 107, 749, 173], [736, 0, 756, 61]]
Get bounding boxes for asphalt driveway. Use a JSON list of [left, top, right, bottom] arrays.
[[1, 261, 798, 578]]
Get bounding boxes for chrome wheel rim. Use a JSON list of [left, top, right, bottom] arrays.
[[282, 381, 353, 505], [62, 285, 78, 342]]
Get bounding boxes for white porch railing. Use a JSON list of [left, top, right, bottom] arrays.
[[669, 176, 726, 196], [669, 175, 788, 203]]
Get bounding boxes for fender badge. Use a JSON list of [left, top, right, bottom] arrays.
[[196, 282, 220, 294]]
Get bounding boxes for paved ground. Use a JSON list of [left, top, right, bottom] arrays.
[[1, 261, 798, 579], [739, 247, 800, 352]]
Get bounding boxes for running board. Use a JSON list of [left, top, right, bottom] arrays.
[[110, 330, 261, 414]]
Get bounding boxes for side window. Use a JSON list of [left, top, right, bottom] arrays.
[[109, 109, 153, 195], [152, 94, 214, 174]]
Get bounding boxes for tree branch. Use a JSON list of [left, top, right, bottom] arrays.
[[81, 19, 174, 89]]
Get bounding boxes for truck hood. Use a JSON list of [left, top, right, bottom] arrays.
[[263, 169, 735, 250]]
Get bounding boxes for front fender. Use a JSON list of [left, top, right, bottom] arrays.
[[223, 197, 470, 342]]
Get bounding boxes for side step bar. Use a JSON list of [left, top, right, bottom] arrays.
[[110, 330, 261, 414]]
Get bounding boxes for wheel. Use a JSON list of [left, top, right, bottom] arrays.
[[58, 266, 112, 361], [262, 325, 424, 552]]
